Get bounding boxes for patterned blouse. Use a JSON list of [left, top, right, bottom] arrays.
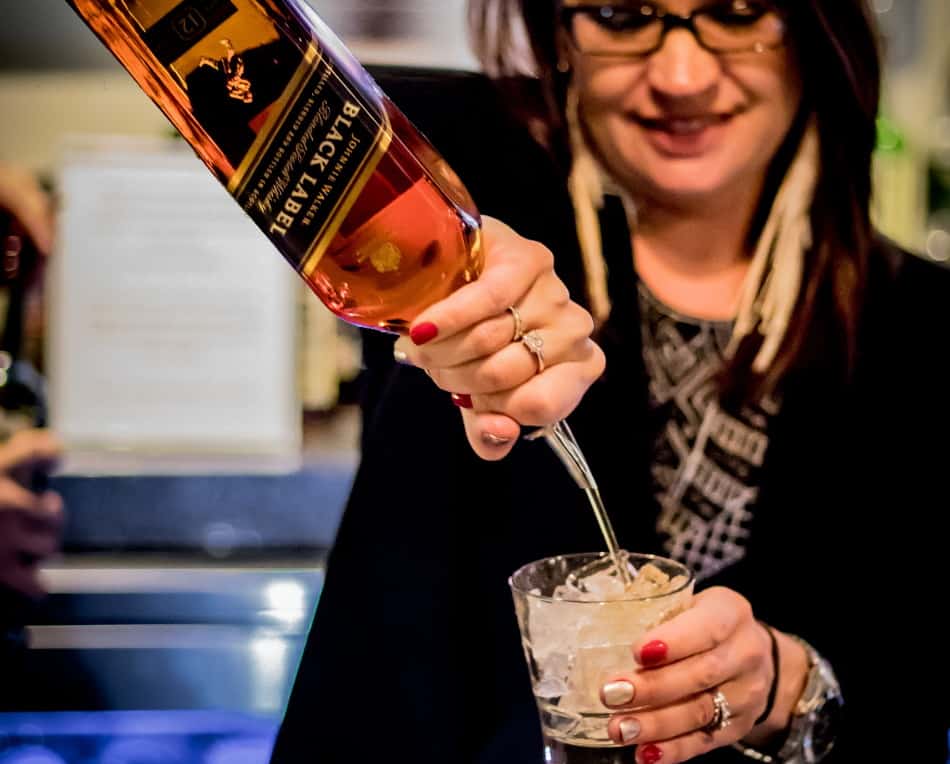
[[638, 282, 781, 582]]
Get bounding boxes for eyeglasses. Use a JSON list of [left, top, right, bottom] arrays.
[[560, 0, 786, 57]]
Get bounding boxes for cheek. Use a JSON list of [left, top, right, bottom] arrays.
[[724, 59, 802, 152], [573, 67, 643, 154], [748, 53, 803, 130], [780, 78, 803, 127], [757, 80, 803, 162], [573, 61, 640, 112]]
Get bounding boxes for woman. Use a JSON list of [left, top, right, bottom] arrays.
[[272, 1, 949, 762]]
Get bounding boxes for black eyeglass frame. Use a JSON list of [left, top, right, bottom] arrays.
[[559, 2, 787, 58]]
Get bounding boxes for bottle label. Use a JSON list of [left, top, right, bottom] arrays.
[[227, 47, 391, 273], [133, 1, 391, 274], [144, 0, 239, 66]]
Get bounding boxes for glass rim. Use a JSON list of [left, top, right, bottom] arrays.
[[508, 551, 695, 604]]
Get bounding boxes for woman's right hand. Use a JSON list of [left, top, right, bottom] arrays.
[[394, 217, 606, 460]]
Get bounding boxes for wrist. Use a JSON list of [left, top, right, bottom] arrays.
[[735, 635, 843, 763], [744, 628, 810, 744]]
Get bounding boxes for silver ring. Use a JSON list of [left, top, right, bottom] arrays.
[[507, 305, 524, 342], [704, 690, 733, 734], [521, 330, 545, 374]]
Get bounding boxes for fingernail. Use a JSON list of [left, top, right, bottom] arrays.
[[410, 322, 439, 345], [393, 349, 411, 365], [602, 680, 635, 707], [640, 744, 663, 764], [482, 432, 513, 447], [619, 718, 641, 743], [639, 640, 668, 667], [451, 393, 473, 409]]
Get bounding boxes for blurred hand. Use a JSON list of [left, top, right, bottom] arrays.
[[395, 217, 605, 460], [0, 162, 54, 258], [598, 587, 810, 763], [0, 429, 64, 599]]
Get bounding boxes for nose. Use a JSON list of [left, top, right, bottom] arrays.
[[646, 28, 721, 104]]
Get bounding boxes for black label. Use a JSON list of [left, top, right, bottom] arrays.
[[144, 0, 238, 66], [231, 54, 387, 272]]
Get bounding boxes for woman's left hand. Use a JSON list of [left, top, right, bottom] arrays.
[[599, 587, 809, 764]]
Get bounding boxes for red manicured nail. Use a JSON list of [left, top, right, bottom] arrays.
[[410, 322, 439, 345], [451, 393, 473, 409], [640, 744, 663, 764], [639, 640, 668, 667]]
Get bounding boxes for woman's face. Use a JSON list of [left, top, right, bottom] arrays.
[[565, 0, 802, 208]]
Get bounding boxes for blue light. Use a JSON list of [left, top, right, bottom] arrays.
[[0, 711, 277, 764], [0, 747, 67, 764]]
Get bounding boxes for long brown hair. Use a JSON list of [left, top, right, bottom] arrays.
[[468, 0, 882, 396]]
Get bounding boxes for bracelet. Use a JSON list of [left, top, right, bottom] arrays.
[[731, 741, 775, 763], [732, 623, 783, 762], [755, 621, 780, 726]]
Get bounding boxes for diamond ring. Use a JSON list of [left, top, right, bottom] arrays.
[[704, 690, 733, 734], [521, 330, 545, 374]]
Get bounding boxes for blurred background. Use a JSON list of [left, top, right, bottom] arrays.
[[0, 0, 947, 762]]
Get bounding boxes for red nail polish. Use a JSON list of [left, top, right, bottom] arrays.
[[640, 744, 663, 764], [639, 640, 668, 667], [451, 393, 473, 409], [410, 322, 439, 345]]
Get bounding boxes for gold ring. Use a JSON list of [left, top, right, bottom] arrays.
[[507, 305, 524, 342]]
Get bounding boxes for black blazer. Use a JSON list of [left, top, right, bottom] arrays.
[[272, 68, 950, 763]]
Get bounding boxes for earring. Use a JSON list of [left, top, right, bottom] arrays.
[[565, 85, 611, 325], [729, 118, 820, 373], [556, 59, 571, 74]]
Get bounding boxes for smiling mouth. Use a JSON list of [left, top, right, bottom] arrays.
[[634, 113, 735, 135]]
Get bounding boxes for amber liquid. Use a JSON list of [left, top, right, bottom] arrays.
[[64, 0, 483, 332], [546, 740, 632, 764], [310, 101, 482, 331]]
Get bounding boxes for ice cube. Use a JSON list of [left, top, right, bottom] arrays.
[[665, 574, 690, 594], [542, 704, 583, 738], [626, 562, 671, 597], [578, 569, 628, 601], [535, 675, 570, 699], [528, 598, 589, 661]]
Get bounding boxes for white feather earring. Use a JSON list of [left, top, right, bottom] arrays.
[[566, 85, 612, 326], [729, 118, 821, 373]]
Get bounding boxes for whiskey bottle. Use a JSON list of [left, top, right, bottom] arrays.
[[65, 1, 628, 578], [63, 0, 484, 332]]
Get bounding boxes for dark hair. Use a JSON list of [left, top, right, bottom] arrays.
[[468, 0, 882, 396]]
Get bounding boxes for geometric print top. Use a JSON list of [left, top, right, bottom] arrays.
[[638, 282, 780, 582]]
